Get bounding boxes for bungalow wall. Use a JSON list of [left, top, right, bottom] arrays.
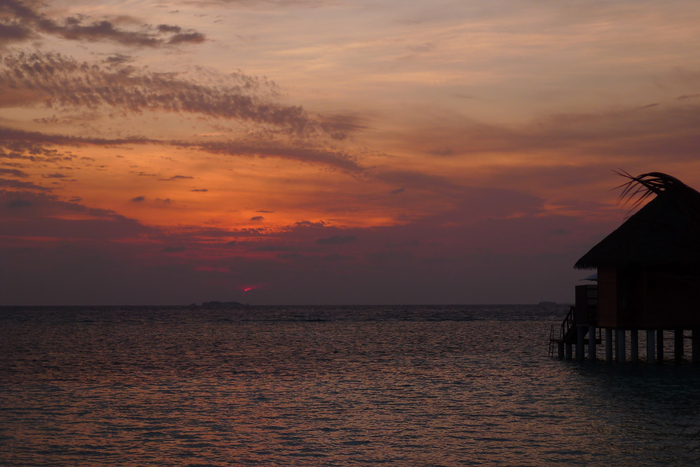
[[637, 268, 700, 328], [596, 266, 618, 327], [596, 265, 700, 329]]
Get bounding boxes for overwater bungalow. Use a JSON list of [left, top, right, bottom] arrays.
[[551, 172, 700, 363]]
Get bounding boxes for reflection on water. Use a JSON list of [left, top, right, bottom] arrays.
[[1, 305, 699, 466]]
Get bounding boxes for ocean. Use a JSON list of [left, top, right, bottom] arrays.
[[2, 305, 700, 466]]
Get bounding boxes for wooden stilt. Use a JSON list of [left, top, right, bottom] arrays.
[[657, 329, 664, 363], [647, 329, 655, 364], [630, 329, 638, 363], [588, 325, 596, 362], [675, 329, 684, 363], [577, 326, 585, 362], [693, 329, 700, 364], [616, 329, 626, 363], [606, 328, 613, 362]]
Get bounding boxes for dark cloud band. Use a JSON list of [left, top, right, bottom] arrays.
[[0, 0, 206, 48], [0, 126, 364, 173], [0, 52, 356, 139]]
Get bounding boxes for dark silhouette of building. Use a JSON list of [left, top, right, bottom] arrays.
[[550, 172, 700, 363]]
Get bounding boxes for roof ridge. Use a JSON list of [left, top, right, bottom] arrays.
[[574, 171, 700, 269]]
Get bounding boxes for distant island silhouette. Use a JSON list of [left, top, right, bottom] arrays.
[[199, 301, 249, 308]]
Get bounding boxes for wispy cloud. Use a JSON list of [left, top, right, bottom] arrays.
[[0, 52, 360, 139], [397, 101, 700, 163], [0, 168, 28, 177], [158, 175, 194, 181], [186, 139, 363, 172], [0, 189, 152, 239], [0, 178, 51, 191], [0, 126, 364, 173], [0, 0, 206, 48]]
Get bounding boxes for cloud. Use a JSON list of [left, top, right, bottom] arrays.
[[157, 24, 182, 34], [0, 189, 152, 240], [0, 1, 37, 46], [0, 22, 33, 45], [0, 52, 357, 139], [0, 126, 364, 173], [316, 113, 368, 140], [250, 216, 264, 221], [0, 0, 206, 48], [0, 168, 28, 177], [187, 140, 363, 172], [104, 54, 133, 67], [0, 184, 601, 305], [396, 99, 700, 166], [191, 188, 208, 192], [0, 126, 151, 156], [167, 32, 206, 45], [370, 169, 457, 195], [316, 235, 357, 245], [0, 178, 51, 191], [5, 198, 32, 208], [158, 175, 194, 181], [130, 195, 145, 202]]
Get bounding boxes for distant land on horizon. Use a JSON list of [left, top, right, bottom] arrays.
[[197, 301, 249, 308]]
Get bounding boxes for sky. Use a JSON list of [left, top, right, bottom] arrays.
[[2, 0, 700, 305]]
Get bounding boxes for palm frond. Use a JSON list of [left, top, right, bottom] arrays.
[[614, 170, 692, 211]]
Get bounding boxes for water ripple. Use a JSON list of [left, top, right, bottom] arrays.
[[1, 305, 700, 465]]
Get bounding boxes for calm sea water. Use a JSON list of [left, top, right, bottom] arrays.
[[2, 305, 700, 466]]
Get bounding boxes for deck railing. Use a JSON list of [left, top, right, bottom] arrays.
[[548, 324, 557, 357], [560, 305, 576, 342], [548, 305, 577, 357]]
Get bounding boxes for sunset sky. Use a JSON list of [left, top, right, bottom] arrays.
[[2, 0, 700, 305]]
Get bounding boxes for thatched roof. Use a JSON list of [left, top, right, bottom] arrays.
[[574, 172, 700, 269]]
